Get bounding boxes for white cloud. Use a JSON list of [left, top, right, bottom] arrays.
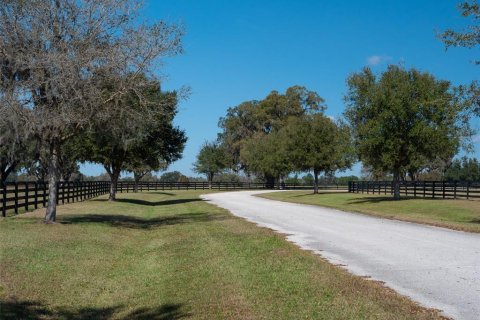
[[367, 55, 392, 66], [327, 115, 335, 121]]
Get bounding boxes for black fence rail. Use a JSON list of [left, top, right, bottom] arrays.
[[0, 181, 111, 217], [119, 181, 348, 192], [348, 180, 480, 200], [1, 181, 348, 217]]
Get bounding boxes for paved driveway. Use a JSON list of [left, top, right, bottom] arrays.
[[202, 190, 480, 320]]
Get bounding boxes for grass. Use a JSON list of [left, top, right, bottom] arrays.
[[258, 191, 480, 233], [0, 190, 445, 319]]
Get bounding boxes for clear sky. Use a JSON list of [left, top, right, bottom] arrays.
[[80, 0, 479, 178]]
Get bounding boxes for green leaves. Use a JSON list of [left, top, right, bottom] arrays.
[[345, 65, 470, 180], [193, 141, 228, 182], [218, 86, 326, 174]]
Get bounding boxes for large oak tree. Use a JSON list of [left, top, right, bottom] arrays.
[[218, 86, 325, 186], [344, 65, 471, 199], [83, 84, 186, 201], [285, 115, 355, 194], [0, 0, 183, 222]]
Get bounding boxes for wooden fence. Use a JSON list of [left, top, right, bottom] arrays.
[[0, 181, 348, 217], [348, 180, 480, 200]]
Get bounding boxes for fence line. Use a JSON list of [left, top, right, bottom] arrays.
[[348, 180, 480, 200], [1, 181, 347, 217]]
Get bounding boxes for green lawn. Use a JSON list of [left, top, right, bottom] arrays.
[[258, 191, 480, 233], [0, 191, 443, 319]]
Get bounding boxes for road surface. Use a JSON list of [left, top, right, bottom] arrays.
[[202, 190, 480, 320]]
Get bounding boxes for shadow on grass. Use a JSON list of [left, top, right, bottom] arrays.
[[92, 198, 201, 207], [290, 191, 348, 198], [346, 196, 457, 204], [0, 300, 188, 320], [346, 196, 413, 204], [146, 192, 176, 196], [59, 212, 227, 229]]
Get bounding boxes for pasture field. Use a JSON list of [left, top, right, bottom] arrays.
[[258, 191, 480, 233], [0, 191, 443, 319]]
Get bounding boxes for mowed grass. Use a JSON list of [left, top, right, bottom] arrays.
[[259, 191, 480, 233], [0, 191, 445, 319]]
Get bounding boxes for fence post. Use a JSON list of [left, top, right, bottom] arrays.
[[14, 182, 18, 214], [43, 183, 47, 207], [25, 183, 29, 212], [442, 181, 446, 199], [34, 182, 39, 209], [66, 182, 70, 203], [1, 182, 6, 217], [454, 181, 457, 199], [467, 181, 470, 200], [432, 181, 435, 199]]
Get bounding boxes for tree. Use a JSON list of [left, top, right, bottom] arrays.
[[0, 105, 31, 183], [301, 174, 314, 186], [27, 137, 81, 182], [218, 86, 325, 186], [0, 0, 183, 222], [159, 171, 184, 183], [440, 1, 480, 111], [345, 65, 471, 199], [285, 114, 354, 193], [441, 1, 480, 64], [84, 84, 186, 201], [445, 157, 480, 181], [240, 131, 293, 189], [193, 141, 227, 189]]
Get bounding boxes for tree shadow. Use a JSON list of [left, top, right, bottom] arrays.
[[126, 304, 189, 320], [290, 191, 348, 198], [92, 198, 201, 207], [470, 218, 480, 224], [347, 196, 416, 204], [0, 300, 52, 320], [0, 300, 188, 320], [59, 212, 227, 229], [145, 192, 176, 196]]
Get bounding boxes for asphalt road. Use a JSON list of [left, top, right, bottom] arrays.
[[202, 190, 480, 320]]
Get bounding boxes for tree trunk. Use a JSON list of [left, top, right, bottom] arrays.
[[0, 161, 17, 184], [393, 170, 401, 200], [208, 173, 213, 189], [108, 170, 120, 201], [44, 143, 60, 223], [134, 172, 140, 193], [265, 175, 275, 189], [313, 169, 319, 194]]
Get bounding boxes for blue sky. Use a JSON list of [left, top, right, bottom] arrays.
[[81, 0, 479, 178]]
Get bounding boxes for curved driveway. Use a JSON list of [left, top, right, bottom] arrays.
[[202, 190, 480, 320]]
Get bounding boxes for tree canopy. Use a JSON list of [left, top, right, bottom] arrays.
[[0, 0, 184, 222], [441, 1, 480, 64], [344, 65, 471, 198], [285, 114, 355, 193], [445, 157, 480, 181], [218, 86, 326, 185], [82, 82, 186, 201], [193, 141, 227, 188]]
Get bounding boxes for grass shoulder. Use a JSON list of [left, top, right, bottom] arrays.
[[0, 190, 445, 319], [257, 191, 480, 233]]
